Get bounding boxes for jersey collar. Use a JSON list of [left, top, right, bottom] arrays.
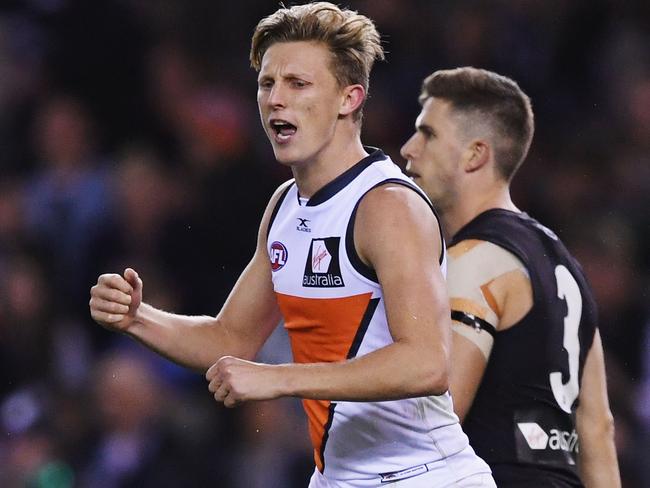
[[300, 147, 386, 207]]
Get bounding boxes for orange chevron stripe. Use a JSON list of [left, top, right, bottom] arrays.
[[276, 292, 373, 471]]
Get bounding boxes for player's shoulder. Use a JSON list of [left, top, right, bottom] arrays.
[[270, 178, 295, 202], [359, 182, 435, 220], [449, 239, 519, 262], [356, 184, 440, 247], [259, 179, 295, 236], [448, 239, 527, 279], [264, 179, 295, 213]]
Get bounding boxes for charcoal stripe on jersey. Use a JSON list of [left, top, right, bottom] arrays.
[[347, 298, 380, 359]]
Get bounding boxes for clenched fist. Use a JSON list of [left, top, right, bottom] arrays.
[[206, 356, 284, 408], [89, 268, 143, 333]]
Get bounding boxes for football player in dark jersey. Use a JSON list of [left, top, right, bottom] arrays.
[[401, 67, 620, 487]]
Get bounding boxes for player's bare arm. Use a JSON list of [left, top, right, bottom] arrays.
[[447, 239, 532, 421], [89, 181, 292, 371], [207, 184, 452, 406], [576, 330, 621, 487]]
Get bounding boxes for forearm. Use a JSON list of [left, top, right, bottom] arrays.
[[127, 303, 246, 372], [277, 341, 448, 401], [575, 331, 620, 487], [578, 415, 621, 488]]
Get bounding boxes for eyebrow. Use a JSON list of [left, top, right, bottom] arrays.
[[258, 72, 311, 83], [417, 124, 435, 137]]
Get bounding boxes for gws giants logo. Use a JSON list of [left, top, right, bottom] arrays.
[[303, 237, 344, 287], [269, 241, 288, 271]]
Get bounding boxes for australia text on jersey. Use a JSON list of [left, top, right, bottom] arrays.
[[303, 237, 344, 287]]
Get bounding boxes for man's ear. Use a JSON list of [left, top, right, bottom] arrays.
[[463, 140, 490, 173], [339, 84, 366, 117]]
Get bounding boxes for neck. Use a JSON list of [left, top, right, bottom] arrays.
[[292, 126, 367, 198], [442, 183, 519, 240]]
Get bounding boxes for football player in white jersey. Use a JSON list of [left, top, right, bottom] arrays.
[[90, 3, 493, 486]]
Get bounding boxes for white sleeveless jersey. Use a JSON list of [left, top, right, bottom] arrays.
[[267, 149, 489, 487]]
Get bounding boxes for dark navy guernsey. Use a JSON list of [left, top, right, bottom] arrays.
[[450, 209, 598, 488]]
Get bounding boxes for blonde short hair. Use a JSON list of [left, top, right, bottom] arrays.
[[250, 2, 384, 121]]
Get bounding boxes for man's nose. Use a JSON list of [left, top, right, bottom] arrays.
[[400, 134, 418, 160], [268, 84, 286, 108]]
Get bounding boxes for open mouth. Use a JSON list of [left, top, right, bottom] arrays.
[[270, 119, 297, 142]]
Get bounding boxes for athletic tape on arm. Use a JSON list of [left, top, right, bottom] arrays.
[[448, 240, 528, 359]]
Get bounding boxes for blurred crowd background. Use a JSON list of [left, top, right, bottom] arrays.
[[0, 0, 647, 486]]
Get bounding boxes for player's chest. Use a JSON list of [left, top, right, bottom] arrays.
[[268, 205, 350, 293]]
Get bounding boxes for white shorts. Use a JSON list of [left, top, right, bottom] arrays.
[[307, 444, 495, 488]]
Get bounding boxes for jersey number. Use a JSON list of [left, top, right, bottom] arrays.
[[550, 265, 582, 413]]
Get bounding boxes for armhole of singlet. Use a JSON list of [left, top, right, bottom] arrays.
[[266, 181, 294, 239], [345, 178, 445, 284]]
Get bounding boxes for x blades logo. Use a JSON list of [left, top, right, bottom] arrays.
[[296, 218, 311, 233]]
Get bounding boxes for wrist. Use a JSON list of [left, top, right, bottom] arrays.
[[123, 302, 151, 337], [272, 363, 297, 398]]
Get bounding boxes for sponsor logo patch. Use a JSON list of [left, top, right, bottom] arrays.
[[515, 410, 580, 468], [517, 422, 549, 450], [269, 241, 288, 271], [303, 237, 344, 287]]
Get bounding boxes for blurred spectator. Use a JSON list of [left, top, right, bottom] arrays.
[[0, 256, 52, 397], [0, 386, 74, 488], [78, 350, 204, 487], [231, 400, 313, 488], [22, 95, 116, 317]]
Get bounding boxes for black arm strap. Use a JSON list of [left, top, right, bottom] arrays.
[[451, 310, 497, 338]]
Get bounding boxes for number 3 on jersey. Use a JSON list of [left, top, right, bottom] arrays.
[[550, 265, 582, 413]]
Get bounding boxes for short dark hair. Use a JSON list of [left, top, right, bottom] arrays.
[[420, 67, 534, 181], [250, 2, 384, 121]]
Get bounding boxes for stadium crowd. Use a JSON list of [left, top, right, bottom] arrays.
[[0, 1, 647, 486]]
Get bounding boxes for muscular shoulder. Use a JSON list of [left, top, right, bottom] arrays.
[[269, 179, 295, 208], [357, 183, 438, 235], [448, 240, 527, 285], [355, 184, 441, 266], [257, 179, 295, 246], [448, 239, 532, 333]]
